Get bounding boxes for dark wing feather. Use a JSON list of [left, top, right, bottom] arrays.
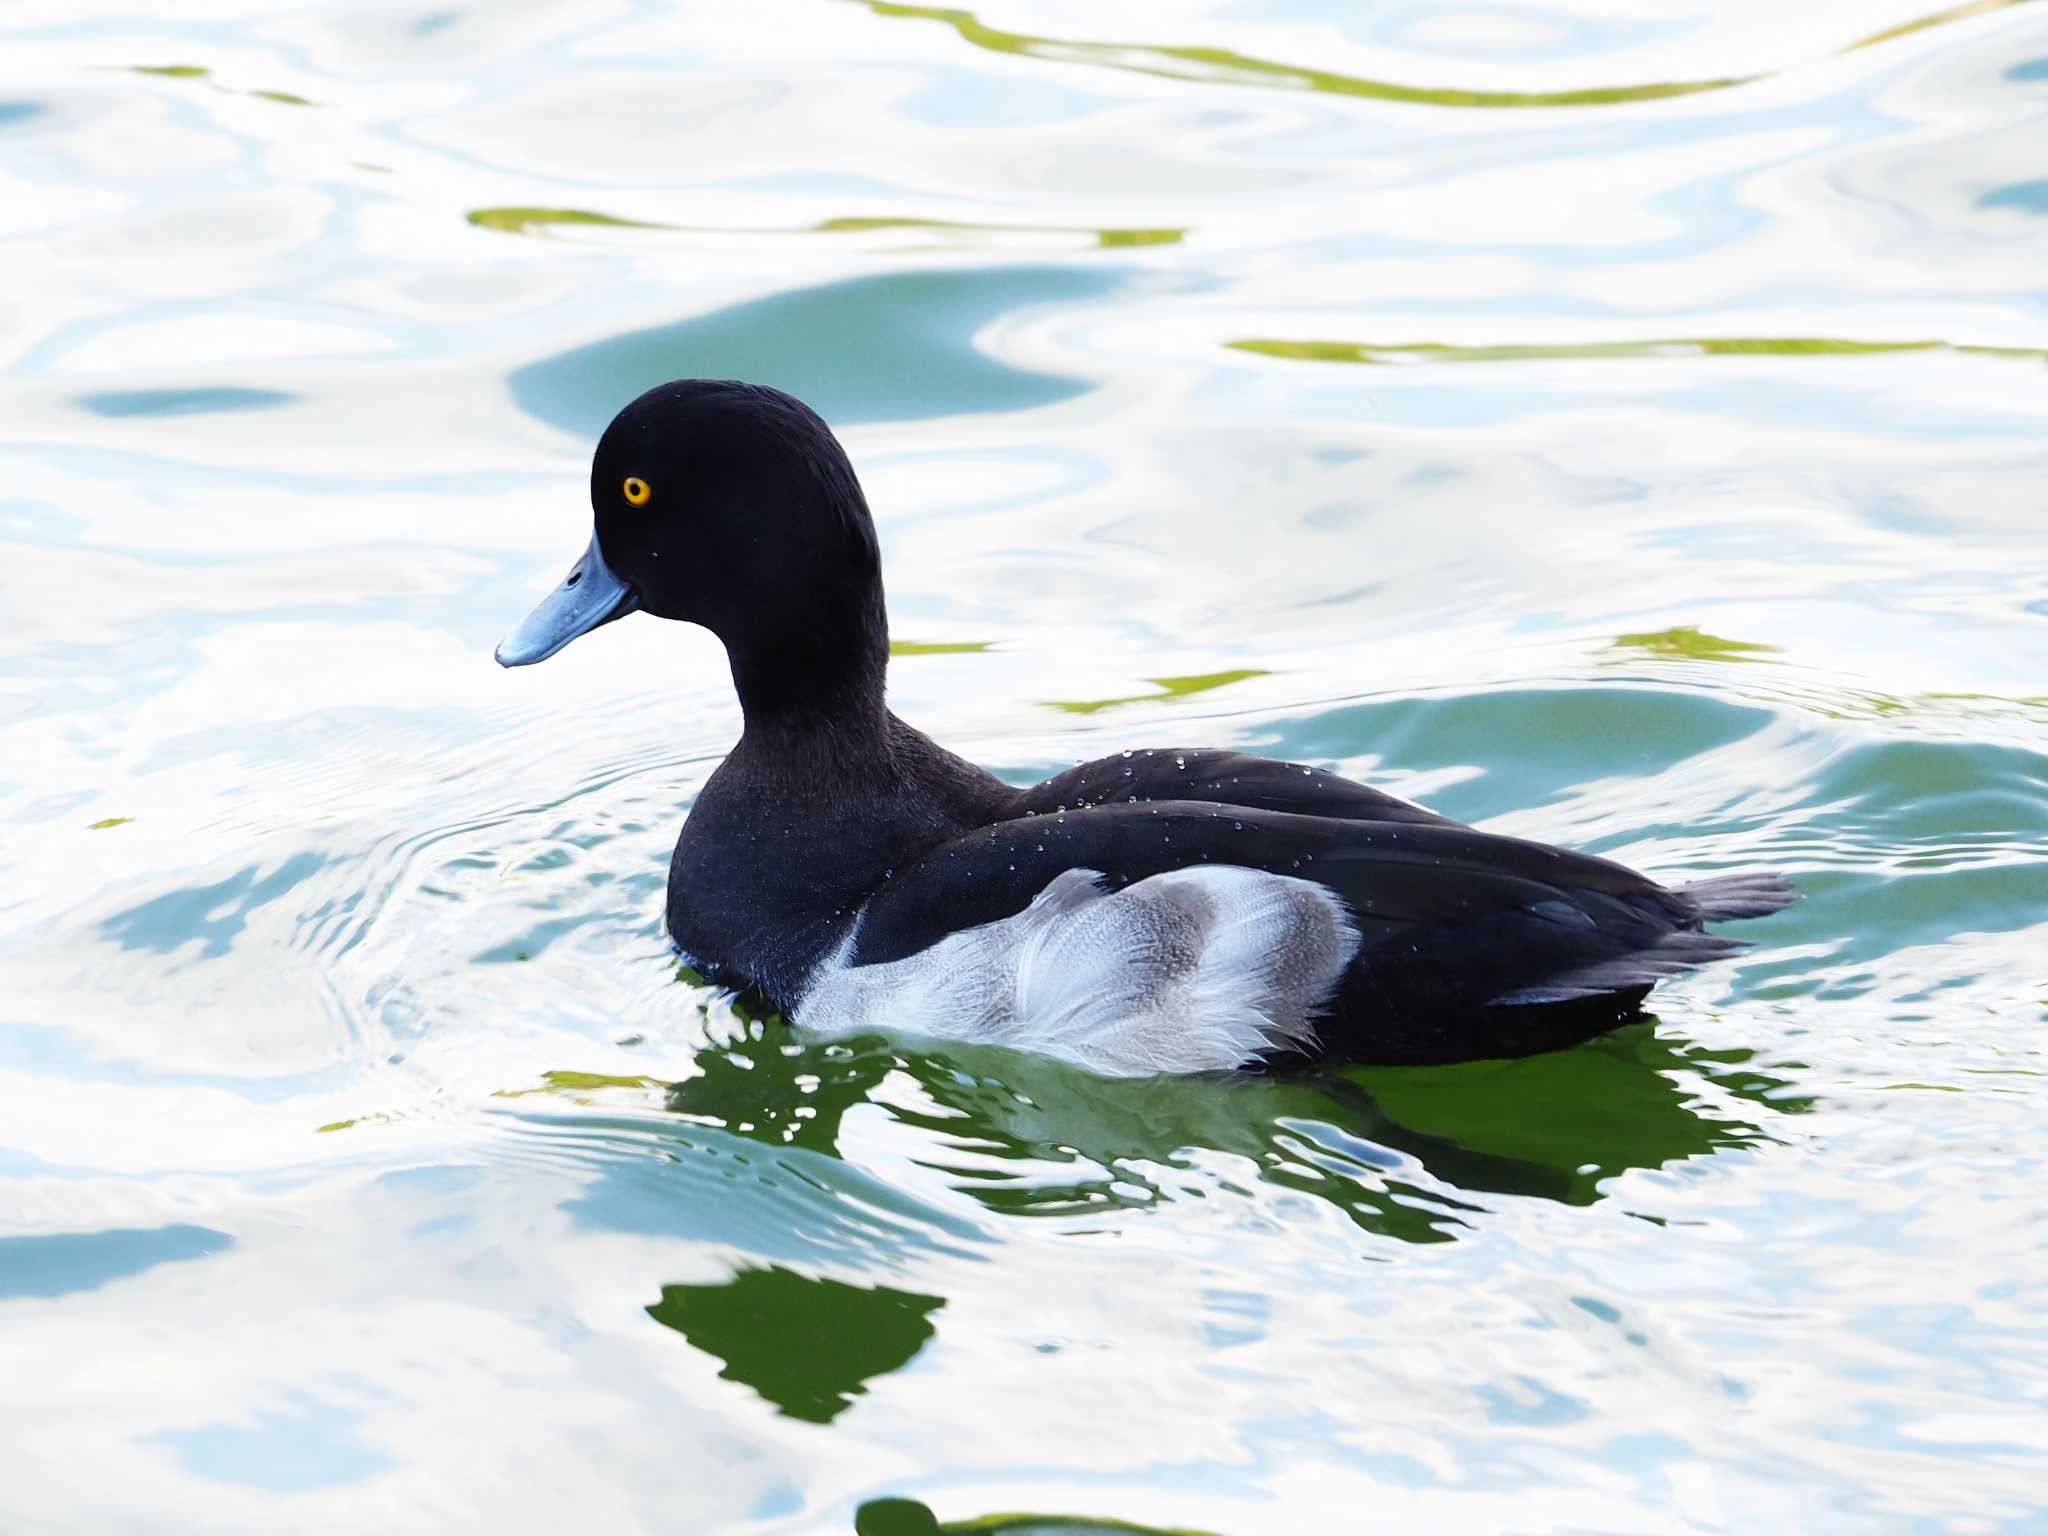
[[849, 798, 1689, 982], [1016, 749, 1457, 827]]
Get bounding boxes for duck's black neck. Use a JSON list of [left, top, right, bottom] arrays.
[[727, 588, 894, 768]]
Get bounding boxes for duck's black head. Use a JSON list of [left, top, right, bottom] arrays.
[[497, 379, 889, 721]]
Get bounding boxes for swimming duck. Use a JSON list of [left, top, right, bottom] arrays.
[[498, 380, 1794, 1075]]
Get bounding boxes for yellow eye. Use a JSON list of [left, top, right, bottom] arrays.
[[622, 476, 651, 507]]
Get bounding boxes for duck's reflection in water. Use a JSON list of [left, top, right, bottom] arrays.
[[623, 1012, 1806, 1438], [646, 1267, 943, 1423], [660, 1008, 1811, 1245]]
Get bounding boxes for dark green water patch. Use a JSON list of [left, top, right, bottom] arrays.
[[1345, 1026, 1801, 1207], [648, 1266, 944, 1421], [666, 1033, 895, 1156], [508, 266, 1115, 437]]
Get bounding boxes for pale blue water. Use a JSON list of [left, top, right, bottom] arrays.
[[2, 3, 2045, 1532]]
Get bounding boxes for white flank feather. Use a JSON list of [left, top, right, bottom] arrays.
[[795, 866, 1361, 1076]]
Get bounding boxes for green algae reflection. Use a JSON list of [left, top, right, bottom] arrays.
[[466, 207, 660, 235], [819, 217, 1182, 249], [467, 206, 1182, 248], [860, 1, 1747, 108], [492, 1069, 666, 1099], [891, 639, 995, 657], [1044, 668, 1269, 716], [1231, 337, 2048, 368], [857, 0, 2041, 111], [1846, 0, 2039, 52], [1609, 626, 1784, 664], [120, 64, 315, 106]]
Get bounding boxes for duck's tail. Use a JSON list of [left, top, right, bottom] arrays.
[[1484, 873, 1797, 1010], [1678, 871, 1800, 924]]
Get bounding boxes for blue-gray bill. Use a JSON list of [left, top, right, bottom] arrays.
[[495, 534, 639, 666]]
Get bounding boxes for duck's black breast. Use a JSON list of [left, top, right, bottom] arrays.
[[665, 714, 1021, 1002]]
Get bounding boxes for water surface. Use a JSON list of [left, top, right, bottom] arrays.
[[2, 1, 2045, 1531]]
